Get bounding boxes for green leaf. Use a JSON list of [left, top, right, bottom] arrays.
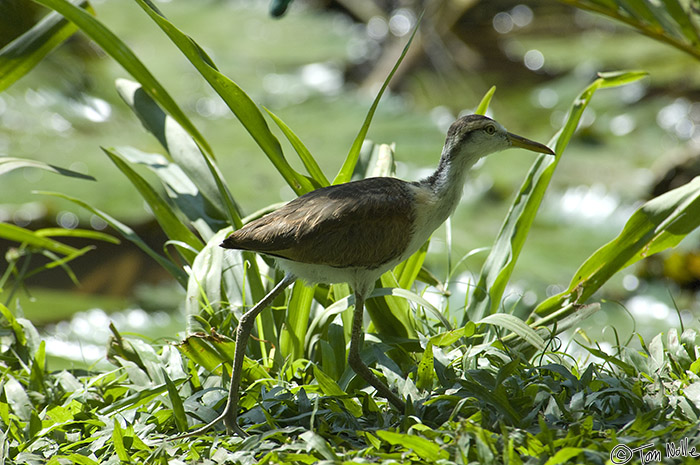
[[333, 14, 422, 184], [662, 0, 700, 45], [114, 79, 241, 228], [477, 313, 547, 351], [280, 282, 315, 361], [162, 369, 187, 432], [4, 376, 31, 421], [30, 0, 212, 156], [374, 287, 452, 331], [376, 430, 449, 461], [312, 364, 362, 417], [0, 1, 89, 92], [0, 303, 27, 346], [131, 0, 313, 195], [102, 147, 203, 263], [365, 274, 416, 339], [465, 70, 647, 323], [536, 175, 700, 317], [66, 455, 100, 465], [265, 107, 330, 188], [111, 418, 131, 462], [416, 341, 435, 391], [0, 222, 79, 255], [300, 431, 339, 462], [475, 86, 496, 115], [393, 241, 428, 291], [0, 157, 95, 181], [177, 332, 268, 382], [543, 447, 584, 465], [35, 227, 119, 244], [429, 322, 476, 347]]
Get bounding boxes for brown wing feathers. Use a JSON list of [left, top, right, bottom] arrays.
[[221, 178, 416, 268]]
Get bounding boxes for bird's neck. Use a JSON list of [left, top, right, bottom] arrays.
[[419, 147, 479, 222]]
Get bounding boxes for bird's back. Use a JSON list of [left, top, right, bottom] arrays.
[[222, 177, 417, 269]]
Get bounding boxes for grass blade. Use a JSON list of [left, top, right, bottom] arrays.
[[474, 86, 496, 115], [280, 282, 315, 361], [0, 222, 79, 256], [161, 369, 187, 432], [0, 157, 95, 181], [264, 107, 330, 188]]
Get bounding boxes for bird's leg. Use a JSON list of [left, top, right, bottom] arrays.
[[172, 274, 295, 440], [347, 291, 406, 411]]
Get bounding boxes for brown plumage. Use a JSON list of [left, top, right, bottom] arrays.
[[223, 177, 416, 268]]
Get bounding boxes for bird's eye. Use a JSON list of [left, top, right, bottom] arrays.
[[485, 125, 496, 135]]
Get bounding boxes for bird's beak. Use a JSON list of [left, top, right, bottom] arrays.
[[507, 132, 555, 155]]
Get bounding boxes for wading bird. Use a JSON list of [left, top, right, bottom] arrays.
[[181, 114, 554, 438]]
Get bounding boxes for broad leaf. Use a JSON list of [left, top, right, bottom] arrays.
[[102, 147, 203, 264]]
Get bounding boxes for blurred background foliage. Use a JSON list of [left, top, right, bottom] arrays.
[[1, 0, 700, 369]]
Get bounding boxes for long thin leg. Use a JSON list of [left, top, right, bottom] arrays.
[[347, 291, 406, 411], [173, 274, 296, 440]]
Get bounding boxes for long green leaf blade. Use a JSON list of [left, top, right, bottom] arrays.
[[0, 157, 95, 181], [264, 107, 330, 187], [280, 282, 315, 360], [0, 222, 78, 255], [161, 369, 187, 432], [115, 79, 239, 226]]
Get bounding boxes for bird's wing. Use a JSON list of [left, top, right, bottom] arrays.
[[222, 177, 416, 268]]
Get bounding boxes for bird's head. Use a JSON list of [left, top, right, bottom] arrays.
[[442, 114, 554, 163]]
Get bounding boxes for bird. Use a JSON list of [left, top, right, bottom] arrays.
[[179, 114, 554, 438]]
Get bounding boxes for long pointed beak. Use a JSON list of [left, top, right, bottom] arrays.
[[507, 132, 555, 155]]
